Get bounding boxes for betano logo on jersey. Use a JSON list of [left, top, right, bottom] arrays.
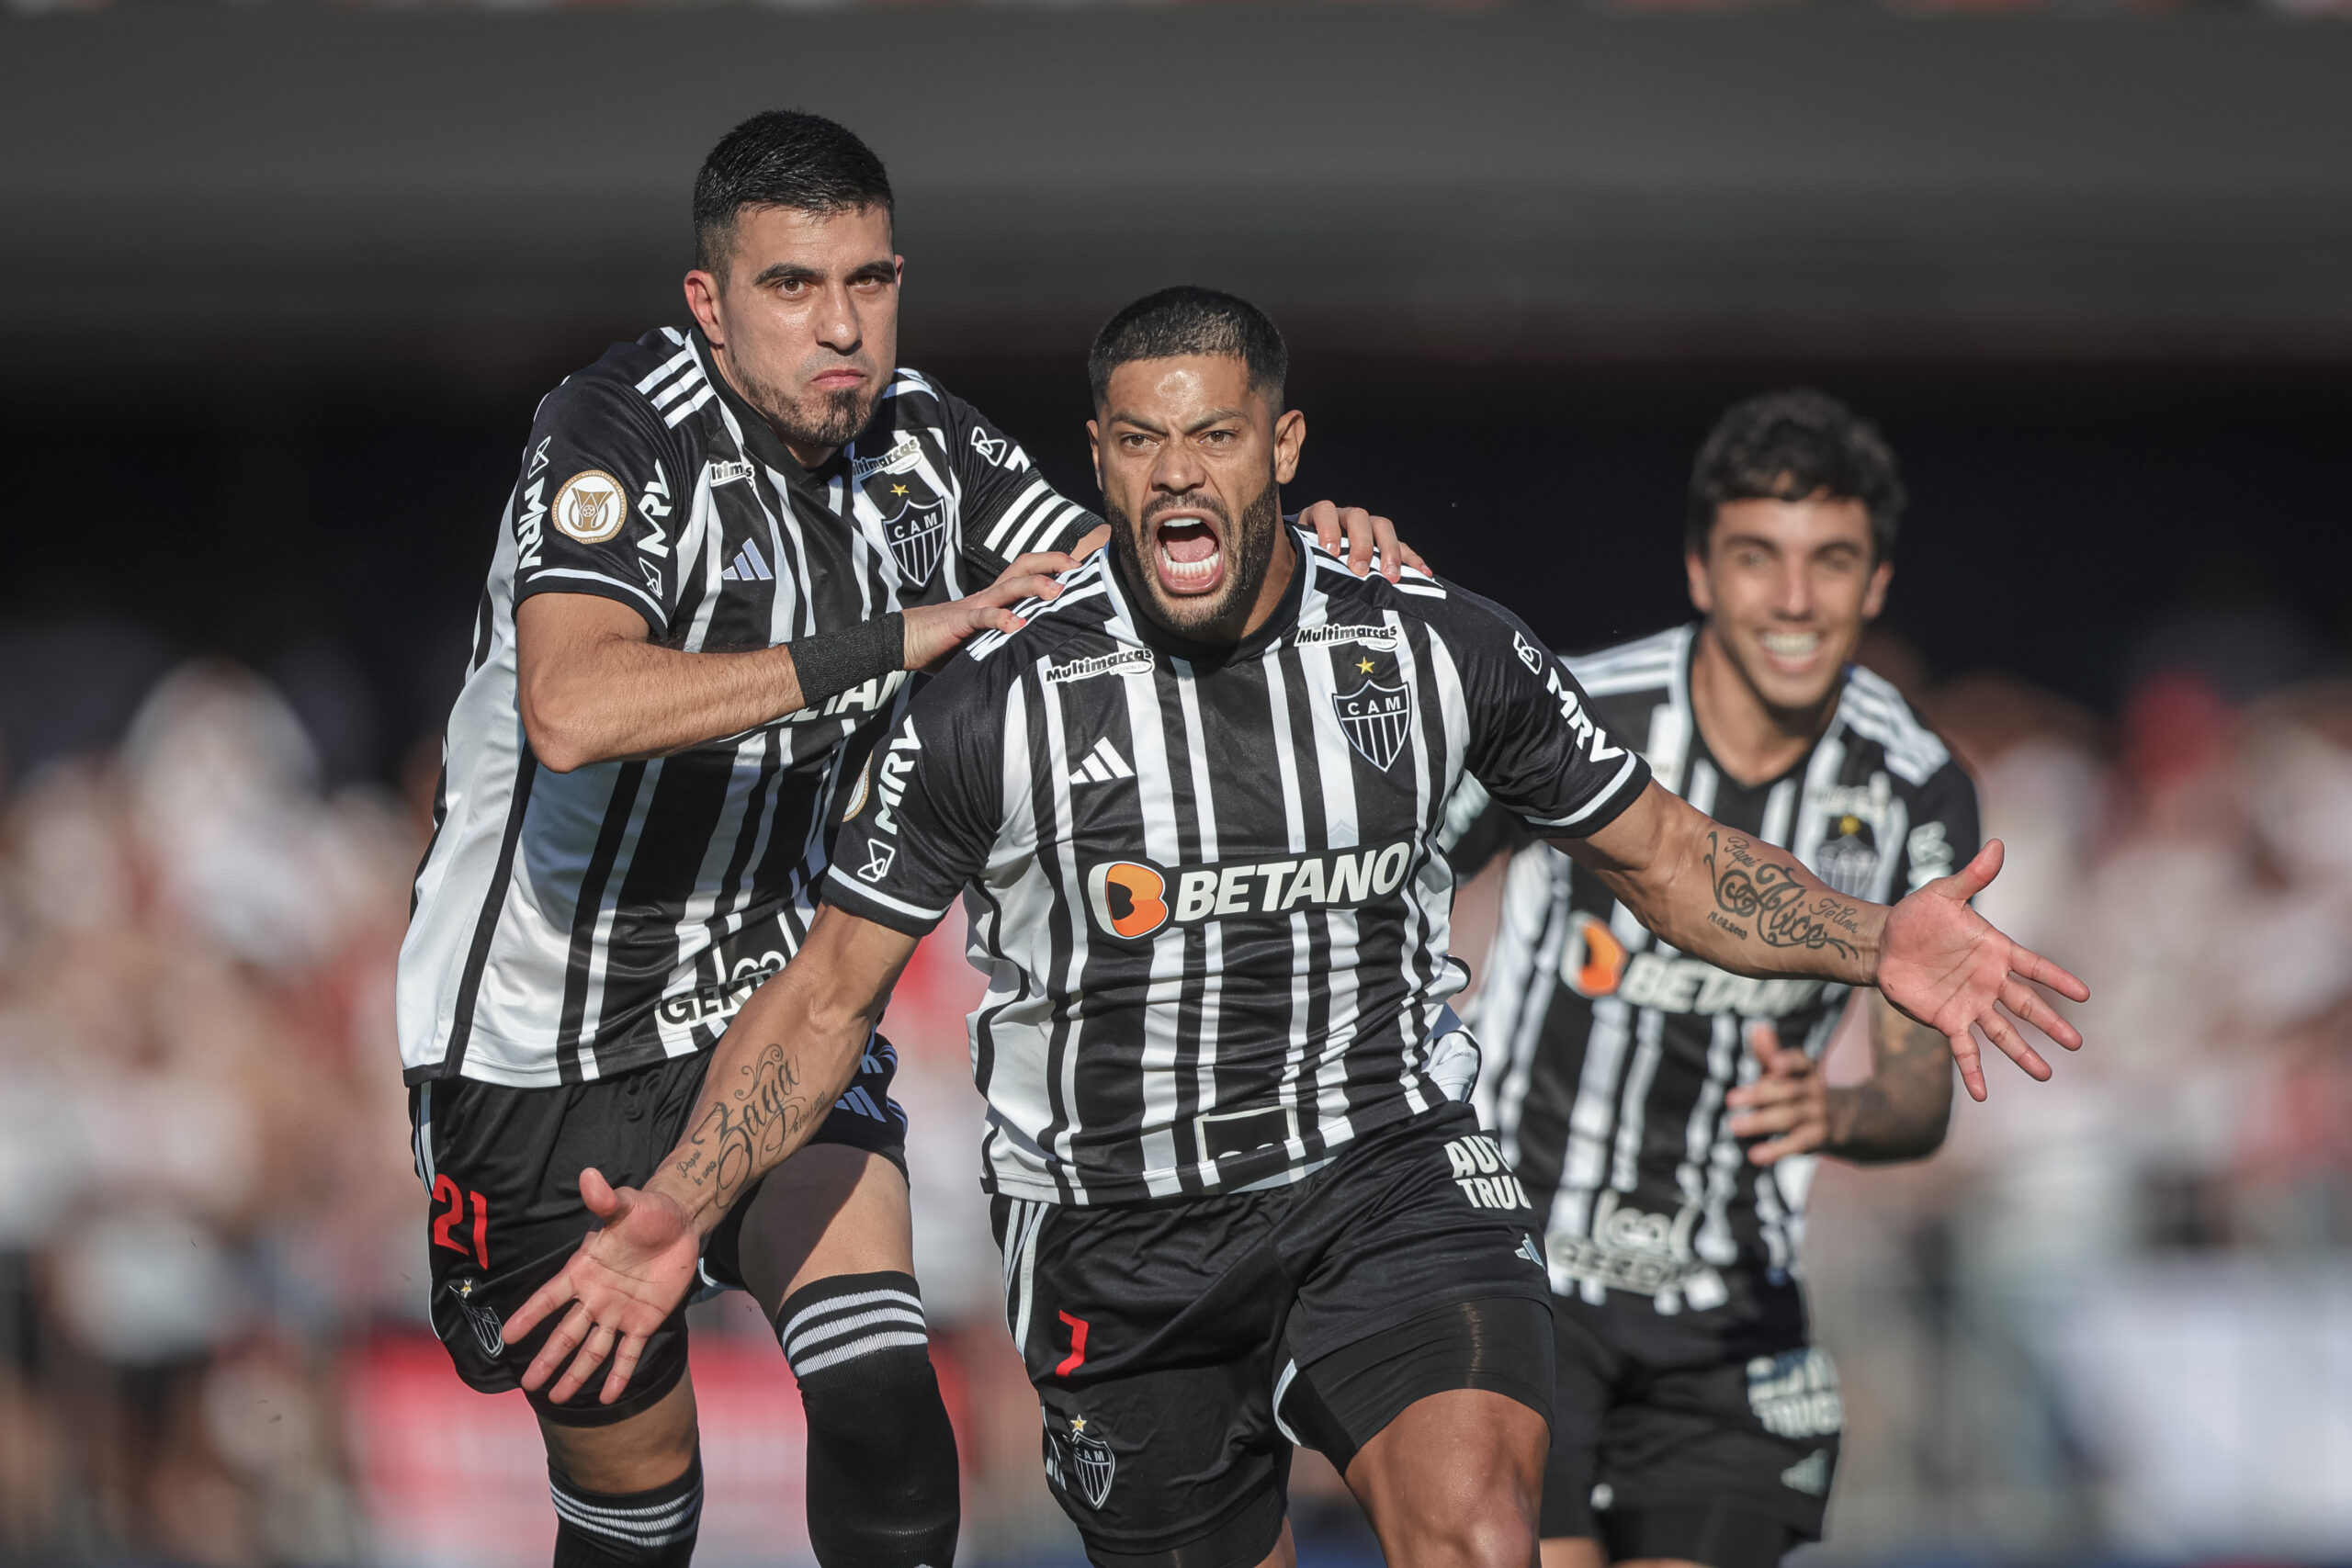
[[1559, 910, 1822, 1018], [1084, 840, 1415, 941]]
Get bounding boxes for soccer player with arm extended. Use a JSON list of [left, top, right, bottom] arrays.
[[1442, 389, 2000, 1567], [504, 291, 2084, 1568], [398, 118, 1411, 1568]]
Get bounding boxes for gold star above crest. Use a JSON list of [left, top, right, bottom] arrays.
[[890, 483, 909, 496], [1357, 657, 1375, 674]]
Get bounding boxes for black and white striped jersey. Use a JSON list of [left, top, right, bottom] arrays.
[[1449, 624, 1978, 1326], [822, 529, 1653, 1205], [398, 326, 1100, 1088]]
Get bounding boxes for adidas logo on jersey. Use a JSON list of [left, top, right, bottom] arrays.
[[1068, 739, 1136, 786], [721, 539, 774, 582]]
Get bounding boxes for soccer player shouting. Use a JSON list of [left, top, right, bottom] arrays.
[[1445, 389, 1993, 1566], [398, 118, 1408, 1568], [505, 293, 2085, 1568]]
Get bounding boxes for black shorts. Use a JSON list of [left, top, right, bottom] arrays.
[[410, 1036, 907, 1427], [991, 1102, 1555, 1568], [1544, 1294, 1843, 1557]]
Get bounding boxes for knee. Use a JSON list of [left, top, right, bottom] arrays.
[[1379, 1441, 1540, 1568], [776, 1271, 958, 1568], [1423, 1475, 1539, 1568]]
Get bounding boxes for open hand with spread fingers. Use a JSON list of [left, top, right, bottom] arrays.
[[1874, 839, 2089, 1101], [498, 1168, 701, 1408]]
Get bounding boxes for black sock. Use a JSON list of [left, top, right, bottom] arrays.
[[549, 1451, 703, 1568], [776, 1271, 960, 1568]]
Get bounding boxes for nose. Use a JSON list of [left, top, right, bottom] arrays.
[[1772, 554, 1815, 619], [815, 282, 862, 354], [1148, 434, 1206, 498]]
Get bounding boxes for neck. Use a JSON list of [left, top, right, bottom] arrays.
[[1689, 620, 1841, 787], [706, 335, 838, 470]]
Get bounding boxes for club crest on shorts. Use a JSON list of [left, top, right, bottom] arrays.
[[447, 1278, 505, 1359], [878, 493, 947, 586], [1332, 674, 1412, 771], [1050, 1415, 1115, 1508]]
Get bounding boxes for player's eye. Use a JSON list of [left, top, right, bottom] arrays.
[[1201, 429, 1237, 447]]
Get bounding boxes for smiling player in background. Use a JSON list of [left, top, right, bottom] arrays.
[[1445, 389, 1997, 1567]]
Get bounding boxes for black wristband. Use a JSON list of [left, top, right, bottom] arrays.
[[789, 612, 905, 711]]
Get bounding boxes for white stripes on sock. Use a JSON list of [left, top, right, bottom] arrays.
[[549, 1476, 703, 1551], [779, 1284, 929, 1379]]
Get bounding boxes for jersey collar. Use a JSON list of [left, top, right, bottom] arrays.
[[689, 327, 829, 497], [1104, 525, 1308, 670]]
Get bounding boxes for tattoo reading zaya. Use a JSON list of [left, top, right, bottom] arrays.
[[675, 1043, 811, 1207], [1705, 831, 1859, 958]]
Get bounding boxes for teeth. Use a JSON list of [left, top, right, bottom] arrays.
[[1159, 546, 1220, 584], [1760, 632, 1819, 658]]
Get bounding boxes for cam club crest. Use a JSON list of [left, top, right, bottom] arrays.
[[447, 1278, 505, 1359], [1332, 668, 1414, 772], [877, 489, 947, 586], [1051, 1415, 1116, 1508]]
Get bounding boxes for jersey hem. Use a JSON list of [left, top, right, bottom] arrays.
[[401, 1038, 704, 1090], [977, 1091, 1433, 1208]]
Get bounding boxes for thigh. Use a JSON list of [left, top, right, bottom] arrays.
[[1280, 1295, 1554, 1475], [412, 1057, 708, 1427], [712, 1145, 912, 1315], [991, 1194, 1292, 1568], [1600, 1343, 1842, 1548], [539, 1369, 701, 1493], [1342, 1387, 1547, 1562]]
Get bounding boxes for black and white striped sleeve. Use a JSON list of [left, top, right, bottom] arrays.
[[511, 374, 686, 636], [823, 659, 1006, 935], [1898, 758, 1982, 895], [944, 389, 1102, 580], [1440, 588, 1652, 840]]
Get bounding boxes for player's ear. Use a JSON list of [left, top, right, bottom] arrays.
[[1684, 547, 1715, 615], [1086, 420, 1103, 491], [1860, 558, 1893, 621], [684, 269, 724, 343], [1272, 408, 1306, 486]]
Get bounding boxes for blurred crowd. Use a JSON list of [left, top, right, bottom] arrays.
[[0, 626, 2346, 1565]]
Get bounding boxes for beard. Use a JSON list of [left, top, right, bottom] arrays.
[[1107, 476, 1283, 640], [736, 367, 879, 457]]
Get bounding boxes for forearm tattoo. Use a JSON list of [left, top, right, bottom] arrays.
[[1703, 831, 1862, 957], [673, 1043, 813, 1210], [1829, 1015, 1951, 1161]]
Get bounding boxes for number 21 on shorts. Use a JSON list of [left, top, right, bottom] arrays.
[[431, 1176, 490, 1269]]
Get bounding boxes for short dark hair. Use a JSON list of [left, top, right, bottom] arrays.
[[1687, 389, 1905, 562], [693, 110, 894, 277], [1088, 287, 1288, 409]]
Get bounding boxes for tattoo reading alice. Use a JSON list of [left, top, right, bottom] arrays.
[[1704, 831, 1860, 958], [673, 1043, 810, 1207]]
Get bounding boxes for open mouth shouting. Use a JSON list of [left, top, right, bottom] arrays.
[[1148, 505, 1227, 599]]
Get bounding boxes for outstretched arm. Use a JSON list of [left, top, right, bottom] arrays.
[[500, 906, 922, 1405], [1558, 782, 2087, 1101]]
